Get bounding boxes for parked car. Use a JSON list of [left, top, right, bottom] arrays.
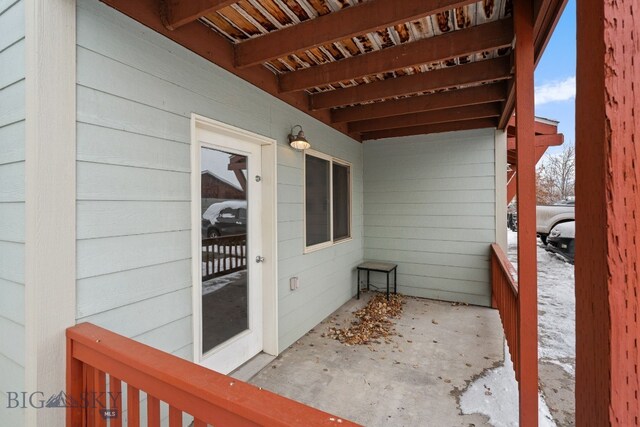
[[536, 197, 575, 244], [546, 221, 575, 263], [202, 200, 247, 238]]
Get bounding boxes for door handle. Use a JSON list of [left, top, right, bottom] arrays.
[[255, 256, 265, 263]]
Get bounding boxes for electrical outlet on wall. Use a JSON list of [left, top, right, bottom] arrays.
[[290, 277, 299, 290]]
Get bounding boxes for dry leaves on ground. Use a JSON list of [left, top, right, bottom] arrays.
[[326, 293, 405, 345]]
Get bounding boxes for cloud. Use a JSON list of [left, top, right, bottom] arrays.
[[535, 76, 576, 106]]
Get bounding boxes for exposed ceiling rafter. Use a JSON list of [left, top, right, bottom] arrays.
[[331, 83, 507, 123], [311, 56, 513, 110], [160, 0, 236, 30], [279, 18, 514, 93], [234, 0, 480, 68], [361, 118, 499, 140], [349, 103, 502, 133]]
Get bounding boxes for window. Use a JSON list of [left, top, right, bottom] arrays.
[[304, 150, 351, 251]]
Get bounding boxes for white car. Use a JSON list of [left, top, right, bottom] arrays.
[[546, 221, 575, 263]]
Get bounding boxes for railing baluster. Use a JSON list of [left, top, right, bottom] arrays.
[[95, 370, 107, 427], [127, 385, 140, 427], [147, 395, 160, 427], [85, 365, 96, 427], [224, 241, 228, 274], [109, 376, 122, 427], [210, 245, 214, 276], [169, 405, 182, 426], [193, 419, 207, 427], [234, 240, 237, 269]]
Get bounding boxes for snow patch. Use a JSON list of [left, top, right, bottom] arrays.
[[460, 342, 556, 427], [506, 229, 576, 374], [202, 270, 246, 296]]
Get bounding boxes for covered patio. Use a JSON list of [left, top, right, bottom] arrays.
[[248, 292, 504, 426]]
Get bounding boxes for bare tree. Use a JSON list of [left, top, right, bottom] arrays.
[[536, 145, 575, 204]]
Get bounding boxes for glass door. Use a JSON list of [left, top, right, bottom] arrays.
[[197, 136, 262, 374]]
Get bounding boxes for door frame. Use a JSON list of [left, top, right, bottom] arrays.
[[190, 113, 278, 368]]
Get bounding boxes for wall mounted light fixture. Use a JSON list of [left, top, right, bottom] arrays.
[[288, 125, 311, 150]]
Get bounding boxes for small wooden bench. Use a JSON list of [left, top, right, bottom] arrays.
[[356, 261, 398, 300]]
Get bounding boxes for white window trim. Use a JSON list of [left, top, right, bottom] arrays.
[[303, 149, 353, 254]]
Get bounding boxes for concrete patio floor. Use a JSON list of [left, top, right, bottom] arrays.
[[249, 292, 505, 426]]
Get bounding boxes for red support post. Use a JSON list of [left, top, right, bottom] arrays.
[[575, 0, 640, 424], [514, 0, 538, 425]]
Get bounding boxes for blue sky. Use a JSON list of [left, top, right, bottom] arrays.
[[534, 0, 575, 154]]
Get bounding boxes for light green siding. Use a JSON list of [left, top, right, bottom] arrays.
[[0, 0, 25, 425], [75, 0, 363, 357], [363, 129, 497, 307]]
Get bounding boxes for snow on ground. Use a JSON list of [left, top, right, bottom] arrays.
[[460, 342, 555, 427], [202, 270, 246, 296], [460, 229, 575, 425], [507, 229, 576, 374]]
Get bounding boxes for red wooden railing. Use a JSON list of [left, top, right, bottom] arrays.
[[67, 323, 360, 427], [490, 243, 520, 380], [202, 234, 247, 281]]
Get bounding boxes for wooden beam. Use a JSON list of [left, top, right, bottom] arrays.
[[506, 133, 564, 150], [160, 0, 236, 30], [361, 117, 497, 140], [514, 0, 538, 425], [533, 0, 569, 64], [279, 19, 514, 93], [234, 0, 479, 68], [98, 0, 354, 141], [228, 155, 247, 191], [311, 55, 512, 110], [508, 143, 558, 166], [498, 0, 567, 129], [498, 79, 516, 129], [332, 83, 507, 123], [348, 103, 501, 133]]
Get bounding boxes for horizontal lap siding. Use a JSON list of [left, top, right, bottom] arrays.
[[363, 129, 496, 306], [76, 0, 363, 355], [0, 0, 24, 425]]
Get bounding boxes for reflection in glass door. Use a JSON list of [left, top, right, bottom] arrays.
[[201, 147, 249, 354]]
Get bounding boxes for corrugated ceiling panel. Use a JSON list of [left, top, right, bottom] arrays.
[[199, 0, 512, 103]]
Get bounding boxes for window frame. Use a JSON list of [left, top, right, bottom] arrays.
[[303, 149, 353, 253]]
